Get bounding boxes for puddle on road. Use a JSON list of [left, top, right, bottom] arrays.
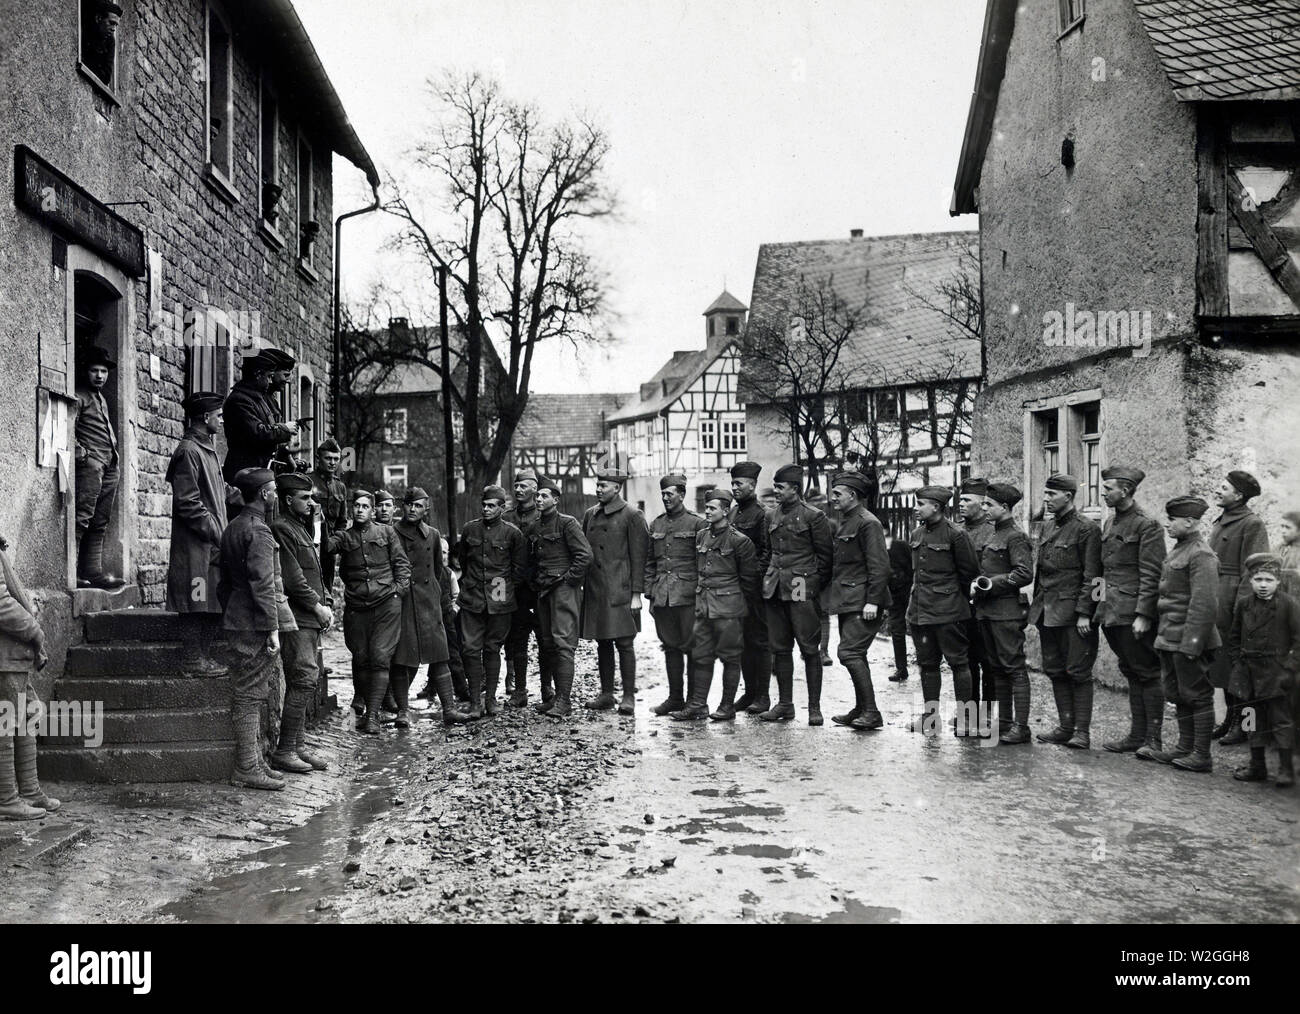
[[158, 755, 403, 924], [780, 898, 903, 924], [701, 804, 784, 819], [723, 844, 797, 859]]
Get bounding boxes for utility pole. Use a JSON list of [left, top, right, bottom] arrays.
[[439, 266, 457, 544]]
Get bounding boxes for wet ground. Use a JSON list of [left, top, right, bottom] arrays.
[[3, 627, 1297, 923]]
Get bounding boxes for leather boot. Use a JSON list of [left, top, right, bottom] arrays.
[[760, 658, 796, 722], [82, 530, 125, 589], [1104, 678, 1146, 753], [911, 668, 942, 734], [1173, 702, 1214, 772], [1219, 707, 1248, 746], [231, 712, 284, 790], [710, 662, 741, 721], [1233, 747, 1268, 782], [1276, 750, 1295, 788], [617, 642, 636, 715], [805, 655, 824, 726], [848, 659, 883, 730], [483, 659, 500, 717], [734, 652, 757, 713], [504, 658, 516, 697], [14, 728, 60, 812], [466, 655, 486, 720], [1211, 693, 1237, 740], [1146, 703, 1194, 764], [746, 650, 772, 714], [295, 723, 328, 771], [672, 661, 712, 721], [382, 688, 399, 713], [890, 633, 910, 681], [586, 641, 617, 711], [271, 686, 314, 773], [1135, 682, 1166, 761], [390, 665, 412, 728], [361, 668, 390, 734], [653, 651, 686, 716], [1037, 678, 1074, 744], [534, 652, 556, 712], [999, 723, 1032, 745], [351, 669, 366, 717], [434, 669, 472, 725], [951, 665, 975, 738], [547, 653, 574, 718], [1066, 682, 1093, 750]]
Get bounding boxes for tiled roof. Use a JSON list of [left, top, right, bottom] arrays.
[[740, 231, 982, 403], [1134, 0, 1300, 101], [515, 392, 632, 447], [606, 335, 739, 424], [350, 324, 504, 396], [703, 290, 749, 314]]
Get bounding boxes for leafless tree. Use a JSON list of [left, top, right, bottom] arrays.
[[382, 72, 616, 496]]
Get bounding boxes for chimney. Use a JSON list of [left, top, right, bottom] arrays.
[[850, 229, 864, 239]]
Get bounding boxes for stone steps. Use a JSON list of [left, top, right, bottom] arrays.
[[41, 707, 233, 746], [82, 608, 222, 644], [65, 641, 190, 677], [54, 676, 232, 711], [37, 741, 237, 784]]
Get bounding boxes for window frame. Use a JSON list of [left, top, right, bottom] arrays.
[[721, 418, 746, 453], [297, 132, 318, 270], [383, 463, 408, 489], [384, 407, 408, 445], [257, 72, 284, 244], [204, 2, 237, 194], [1058, 0, 1085, 36], [699, 417, 718, 453], [77, 0, 122, 103]]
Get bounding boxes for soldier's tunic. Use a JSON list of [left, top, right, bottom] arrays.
[[1228, 591, 1299, 750], [529, 510, 592, 685], [762, 501, 834, 670], [504, 501, 545, 693], [271, 511, 330, 701], [166, 426, 241, 615], [1028, 506, 1102, 687], [959, 514, 997, 704], [646, 507, 709, 672], [73, 383, 119, 541], [828, 505, 891, 668], [392, 520, 452, 668], [1099, 501, 1167, 741], [221, 379, 291, 483], [1154, 532, 1220, 717], [974, 515, 1033, 729], [329, 519, 411, 677], [457, 516, 527, 693], [692, 525, 762, 671], [581, 496, 649, 640], [731, 493, 772, 699], [311, 467, 348, 595], [1207, 505, 1271, 688], [906, 516, 980, 712]]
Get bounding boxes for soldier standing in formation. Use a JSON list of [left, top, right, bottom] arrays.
[[332, 490, 410, 733], [1208, 470, 1270, 745], [1097, 466, 1167, 755], [645, 474, 706, 716], [504, 468, 546, 708], [530, 477, 592, 718], [760, 464, 834, 725], [311, 438, 349, 597], [74, 346, 125, 589], [972, 483, 1033, 742], [218, 468, 296, 791], [390, 489, 453, 726], [906, 486, 979, 735], [957, 478, 996, 712], [729, 461, 772, 713], [456, 486, 526, 723], [221, 349, 300, 483], [826, 472, 891, 731], [1148, 496, 1220, 771], [673, 488, 760, 721], [165, 392, 240, 677], [1029, 474, 1101, 748], [887, 530, 913, 683], [373, 489, 397, 526], [580, 467, 648, 715], [269, 473, 332, 773]]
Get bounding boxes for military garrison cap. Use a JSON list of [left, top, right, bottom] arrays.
[[351, 489, 374, 503], [182, 391, 224, 416], [960, 477, 989, 496], [232, 467, 275, 499], [831, 472, 872, 500], [1227, 470, 1261, 500], [276, 472, 313, 493], [773, 464, 804, 487], [660, 474, 687, 491], [595, 467, 629, 483], [83, 346, 115, 369], [373, 489, 394, 504], [317, 437, 341, 454], [730, 461, 762, 481], [985, 482, 1022, 508], [1045, 474, 1079, 493], [916, 485, 952, 507], [537, 475, 562, 495], [482, 485, 509, 503], [404, 487, 430, 503], [1101, 465, 1146, 488], [1165, 496, 1209, 519], [703, 488, 734, 507], [514, 467, 540, 484]]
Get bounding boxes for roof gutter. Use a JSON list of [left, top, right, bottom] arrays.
[[950, 0, 1017, 216], [331, 180, 382, 431]]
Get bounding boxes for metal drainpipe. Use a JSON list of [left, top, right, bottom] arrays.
[[331, 182, 382, 441]]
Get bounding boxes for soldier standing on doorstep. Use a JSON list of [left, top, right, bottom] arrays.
[[0, 532, 59, 820], [332, 490, 411, 733], [529, 477, 592, 718], [957, 478, 997, 712], [74, 346, 124, 589], [1208, 470, 1271, 746], [310, 438, 349, 598], [165, 392, 242, 677], [1097, 466, 1167, 755], [390, 489, 456, 726], [374, 489, 397, 526], [672, 488, 760, 721], [760, 464, 834, 725], [826, 472, 891, 731], [972, 483, 1034, 743], [1029, 474, 1102, 749], [268, 473, 332, 773], [729, 461, 772, 713], [645, 474, 708, 716], [906, 486, 980, 735], [887, 529, 913, 683], [1147, 497, 1220, 772], [504, 468, 546, 708], [457, 486, 526, 721], [218, 468, 297, 791], [221, 348, 300, 483], [580, 467, 648, 715]]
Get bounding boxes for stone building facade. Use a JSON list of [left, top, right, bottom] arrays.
[[0, 0, 377, 689]]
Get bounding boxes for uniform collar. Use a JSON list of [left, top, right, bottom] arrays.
[[602, 495, 627, 516], [995, 515, 1016, 530], [1052, 505, 1077, 525], [183, 426, 215, 448], [396, 519, 431, 538], [1218, 505, 1252, 523]]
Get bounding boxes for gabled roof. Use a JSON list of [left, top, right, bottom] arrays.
[[1133, 0, 1300, 101], [514, 393, 633, 447], [740, 231, 982, 403], [606, 335, 738, 424], [232, 0, 379, 186], [351, 324, 504, 396], [703, 290, 749, 315], [952, 0, 1300, 214]]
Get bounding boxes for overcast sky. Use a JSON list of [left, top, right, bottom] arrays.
[[295, 0, 985, 393]]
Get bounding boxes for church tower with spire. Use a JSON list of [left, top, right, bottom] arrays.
[[702, 290, 748, 340]]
